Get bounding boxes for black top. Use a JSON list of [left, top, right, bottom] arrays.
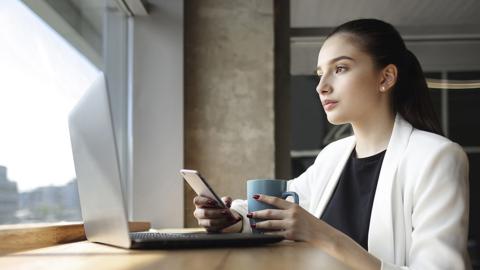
[[320, 149, 386, 250]]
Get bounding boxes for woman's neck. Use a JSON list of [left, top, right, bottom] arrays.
[[351, 111, 395, 158]]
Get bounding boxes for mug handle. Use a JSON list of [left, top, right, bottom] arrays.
[[281, 191, 299, 204]]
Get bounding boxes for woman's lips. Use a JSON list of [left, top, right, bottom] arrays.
[[323, 100, 338, 111]]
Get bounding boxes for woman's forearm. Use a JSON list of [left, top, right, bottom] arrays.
[[312, 224, 381, 270]]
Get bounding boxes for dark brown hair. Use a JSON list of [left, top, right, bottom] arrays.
[[327, 19, 442, 135]]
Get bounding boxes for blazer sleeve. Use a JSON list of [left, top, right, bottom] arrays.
[[287, 155, 322, 213], [382, 142, 470, 270], [230, 198, 251, 233]]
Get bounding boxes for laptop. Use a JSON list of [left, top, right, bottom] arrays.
[[68, 73, 283, 249]]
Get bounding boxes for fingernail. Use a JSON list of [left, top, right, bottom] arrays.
[[250, 224, 256, 229], [208, 200, 217, 206], [221, 210, 229, 215], [246, 212, 253, 218], [252, 194, 260, 200]]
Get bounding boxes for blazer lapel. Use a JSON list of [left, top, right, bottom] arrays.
[[368, 114, 413, 262], [313, 136, 356, 218]]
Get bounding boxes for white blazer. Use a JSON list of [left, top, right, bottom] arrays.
[[231, 114, 470, 270]]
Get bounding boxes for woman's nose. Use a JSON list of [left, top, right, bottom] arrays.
[[316, 77, 332, 95]]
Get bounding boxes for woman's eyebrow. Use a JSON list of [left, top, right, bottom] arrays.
[[316, 55, 355, 73]]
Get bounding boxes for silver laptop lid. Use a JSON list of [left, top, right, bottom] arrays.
[[68, 73, 131, 248]]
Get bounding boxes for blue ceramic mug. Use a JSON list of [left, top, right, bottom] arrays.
[[247, 179, 299, 234]]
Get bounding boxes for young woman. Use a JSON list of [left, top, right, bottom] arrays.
[[192, 19, 470, 270]]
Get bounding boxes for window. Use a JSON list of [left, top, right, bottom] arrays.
[[0, 0, 129, 224]]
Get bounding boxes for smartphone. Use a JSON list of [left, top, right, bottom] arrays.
[[180, 169, 226, 208]]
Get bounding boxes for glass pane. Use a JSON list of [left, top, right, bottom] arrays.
[[448, 71, 480, 146], [0, 0, 102, 224], [290, 75, 326, 151], [424, 72, 443, 128]]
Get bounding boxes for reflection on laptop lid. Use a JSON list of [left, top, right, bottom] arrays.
[[69, 73, 283, 249], [69, 73, 131, 248]]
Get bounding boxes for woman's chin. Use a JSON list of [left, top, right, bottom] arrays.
[[325, 113, 347, 125]]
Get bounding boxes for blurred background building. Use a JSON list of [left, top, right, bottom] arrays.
[[0, 166, 18, 224], [0, 165, 81, 224]]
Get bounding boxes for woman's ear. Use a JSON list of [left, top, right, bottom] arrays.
[[379, 64, 398, 92]]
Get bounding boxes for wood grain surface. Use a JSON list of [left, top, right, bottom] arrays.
[[0, 221, 150, 254], [0, 239, 351, 270]]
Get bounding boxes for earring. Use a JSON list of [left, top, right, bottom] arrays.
[[381, 86, 385, 91]]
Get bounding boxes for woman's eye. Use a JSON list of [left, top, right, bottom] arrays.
[[335, 66, 347, 73]]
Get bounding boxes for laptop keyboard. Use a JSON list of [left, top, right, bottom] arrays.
[[129, 232, 206, 240], [128, 231, 283, 248]]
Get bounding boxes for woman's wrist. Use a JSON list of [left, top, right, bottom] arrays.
[[221, 210, 243, 233], [311, 222, 341, 253], [236, 215, 243, 232], [336, 235, 381, 270]]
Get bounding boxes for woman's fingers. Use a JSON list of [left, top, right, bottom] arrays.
[[193, 196, 221, 208], [249, 208, 284, 220], [192, 195, 242, 232], [197, 214, 241, 232], [197, 217, 231, 228], [221, 196, 232, 208], [253, 219, 286, 231], [194, 208, 232, 219], [253, 194, 292, 209]]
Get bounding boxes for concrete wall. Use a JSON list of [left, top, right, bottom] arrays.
[[184, 0, 284, 227]]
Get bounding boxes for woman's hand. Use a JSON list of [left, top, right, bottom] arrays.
[[193, 196, 242, 233], [248, 194, 331, 242], [250, 194, 381, 270]]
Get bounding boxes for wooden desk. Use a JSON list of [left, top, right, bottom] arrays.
[[0, 239, 351, 270]]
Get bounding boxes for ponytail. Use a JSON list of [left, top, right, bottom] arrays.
[[328, 19, 443, 135], [393, 50, 442, 135]]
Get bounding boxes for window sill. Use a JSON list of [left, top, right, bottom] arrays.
[[0, 221, 150, 254]]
